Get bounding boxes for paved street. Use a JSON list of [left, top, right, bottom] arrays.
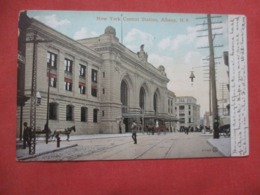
[[17, 132, 228, 161]]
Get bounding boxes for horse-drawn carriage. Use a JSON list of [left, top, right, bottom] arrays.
[[33, 126, 76, 141], [52, 126, 76, 141], [219, 124, 230, 137], [218, 116, 230, 137]]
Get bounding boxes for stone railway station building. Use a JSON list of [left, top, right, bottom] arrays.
[[17, 13, 181, 137]]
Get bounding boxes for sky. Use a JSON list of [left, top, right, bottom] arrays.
[[27, 10, 230, 117]]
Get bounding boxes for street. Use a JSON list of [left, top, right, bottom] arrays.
[[24, 132, 223, 161]]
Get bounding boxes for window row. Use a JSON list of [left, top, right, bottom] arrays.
[[47, 53, 98, 97], [47, 51, 97, 82], [49, 103, 99, 123]]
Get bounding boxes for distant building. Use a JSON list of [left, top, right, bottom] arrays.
[[175, 96, 200, 130], [16, 14, 177, 137]]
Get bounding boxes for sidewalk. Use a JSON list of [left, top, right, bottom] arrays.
[[207, 137, 231, 156], [200, 132, 231, 156], [16, 133, 131, 160]]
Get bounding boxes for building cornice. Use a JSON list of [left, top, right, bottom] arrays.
[[92, 42, 169, 84]]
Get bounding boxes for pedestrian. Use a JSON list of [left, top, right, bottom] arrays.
[[119, 120, 122, 134], [131, 120, 137, 144], [213, 117, 219, 139], [23, 122, 31, 149]]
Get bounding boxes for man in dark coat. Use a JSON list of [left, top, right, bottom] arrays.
[[23, 122, 31, 149]]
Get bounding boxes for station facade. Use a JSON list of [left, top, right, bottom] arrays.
[[17, 15, 178, 137]]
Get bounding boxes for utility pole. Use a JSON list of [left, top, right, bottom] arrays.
[[26, 32, 51, 155], [196, 14, 224, 138], [207, 14, 218, 126]]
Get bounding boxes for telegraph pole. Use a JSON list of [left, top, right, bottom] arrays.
[[207, 14, 218, 124], [195, 14, 224, 138], [26, 32, 51, 155]]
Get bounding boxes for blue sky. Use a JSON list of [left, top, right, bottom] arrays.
[[27, 10, 229, 117]]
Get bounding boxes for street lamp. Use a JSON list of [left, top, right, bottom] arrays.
[[36, 91, 41, 106], [189, 71, 195, 82]]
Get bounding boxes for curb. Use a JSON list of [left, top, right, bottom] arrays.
[[17, 144, 78, 161]]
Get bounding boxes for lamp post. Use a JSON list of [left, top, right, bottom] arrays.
[[45, 67, 51, 144]]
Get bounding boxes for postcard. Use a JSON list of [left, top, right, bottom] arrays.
[[16, 10, 248, 161]]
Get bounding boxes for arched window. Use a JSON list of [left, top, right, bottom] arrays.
[[49, 102, 58, 120], [121, 80, 128, 113], [66, 105, 73, 121], [139, 87, 145, 111], [81, 107, 88, 122], [93, 108, 98, 123]]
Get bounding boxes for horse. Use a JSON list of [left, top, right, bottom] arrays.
[[52, 126, 76, 141]]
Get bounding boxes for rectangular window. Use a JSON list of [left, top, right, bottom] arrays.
[[93, 109, 98, 123], [49, 77, 57, 88], [103, 72, 105, 78], [64, 78, 73, 91], [81, 107, 88, 122], [103, 88, 105, 94], [79, 64, 86, 77], [47, 52, 57, 68], [102, 110, 104, 116], [91, 85, 97, 97], [47, 73, 57, 88], [79, 84, 86, 94], [92, 69, 98, 83], [179, 105, 185, 110], [64, 58, 73, 73]]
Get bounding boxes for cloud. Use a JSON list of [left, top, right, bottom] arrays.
[[158, 26, 198, 51], [158, 37, 171, 50], [184, 52, 203, 67], [73, 27, 98, 40], [149, 53, 174, 67], [124, 28, 154, 52], [34, 14, 70, 28]]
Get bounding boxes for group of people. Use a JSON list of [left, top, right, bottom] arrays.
[[22, 122, 51, 149]]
